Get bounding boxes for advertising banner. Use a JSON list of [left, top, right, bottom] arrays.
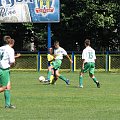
[[0, 0, 60, 23]]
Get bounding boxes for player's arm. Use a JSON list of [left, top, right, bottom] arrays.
[[93, 51, 96, 62], [15, 53, 21, 58], [47, 54, 54, 62], [10, 52, 21, 67], [47, 54, 50, 61], [82, 59, 85, 70], [66, 54, 73, 64], [81, 50, 86, 69], [9, 54, 15, 67], [62, 48, 73, 63], [10, 62, 15, 67], [54, 55, 56, 58], [11, 53, 21, 67]]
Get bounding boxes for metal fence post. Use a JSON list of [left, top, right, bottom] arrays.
[[109, 55, 111, 71], [105, 51, 109, 72], [47, 23, 51, 49], [37, 51, 40, 72], [72, 51, 74, 72]]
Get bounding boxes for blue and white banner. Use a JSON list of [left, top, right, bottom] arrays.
[[0, 0, 60, 23]]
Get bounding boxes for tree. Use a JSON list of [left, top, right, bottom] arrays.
[[0, 23, 48, 51], [0, 0, 120, 51], [52, 0, 120, 51]]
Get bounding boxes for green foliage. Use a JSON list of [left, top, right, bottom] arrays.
[[59, 0, 120, 50], [61, 0, 119, 28], [93, 13, 115, 27], [23, 23, 34, 31], [0, 0, 120, 51]]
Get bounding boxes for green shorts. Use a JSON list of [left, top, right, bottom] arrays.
[[51, 59, 62, 70], [81, 62, 95, 75], [0, 68, 10, 87]]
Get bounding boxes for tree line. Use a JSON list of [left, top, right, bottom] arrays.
[[0, 0, 120, 51]]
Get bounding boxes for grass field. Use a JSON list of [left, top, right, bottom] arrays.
[[0, 71, 120, 120]]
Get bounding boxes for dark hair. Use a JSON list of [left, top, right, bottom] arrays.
[[3, 36, 15, 45], [84, 39, 90, 46], [3, 36, 11, 42], [54, 41, 59, 45]]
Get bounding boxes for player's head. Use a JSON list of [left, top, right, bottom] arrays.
[[48, 47, 53, 54], [4, 36, 15, 47], [54, 41, 59, 49], [8, 39, 15, 47], [3, 36, 11, 43], [84, 39, 90, 47]]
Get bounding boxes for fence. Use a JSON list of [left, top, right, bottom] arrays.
[[12, 51, 120, 72]]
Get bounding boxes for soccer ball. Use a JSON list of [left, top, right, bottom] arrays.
[[39, 76, 45, 82]]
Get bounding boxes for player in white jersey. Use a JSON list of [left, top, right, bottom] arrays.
[[0, 36, 20, 109], [79, 39, 100, 88], [46, 41, 72, 85]]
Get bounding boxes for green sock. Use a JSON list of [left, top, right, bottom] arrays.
[[47, 71, 52, 80], [59, 75, 67, 82], [4, 90, 11, 107], [92, 77, 97, 83], [79, 76, 83, 86]]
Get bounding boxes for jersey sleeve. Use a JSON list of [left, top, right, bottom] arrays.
[[62, 48, 67, 56], [47, 54, 54, 61], [93, 51, 96, 60], [82, 50, 85, 59], [9, 48, 15, 64], [47, 54, 50, 61]]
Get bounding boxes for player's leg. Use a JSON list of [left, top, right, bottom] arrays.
[[89, 63, 100, 88], [46, 65, 53, 81], [4, 81, 11, 108], [89, 73, 100, 88], [50, 69, 58, 84], [46, 59, 59, 81], [50, 68, 55, 84], [0, 78, 6, 92], [47, 60, 59, 83], [50, 70, 57, 84], [54, 69, 58, 82], [50, 59, 70, 85], [0, 69, 7, 92], [79, 72, 84, 88], [3, 70, 11, 108], [0, 86, 6, 92], [2, 69, 16, 108], [79, 63, 90, 88], [56, 70, 70, 85]]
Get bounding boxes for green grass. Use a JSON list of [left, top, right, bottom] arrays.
[[0, 71, 120, 120]]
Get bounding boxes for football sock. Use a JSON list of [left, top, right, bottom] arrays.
[[50, 75, 54, 83], [79, 76, 83, 86], [47, 71, 52, 80], [59, 75, 67, 82], [92, 77, 98, 83], [4, 90, 11, 106]]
